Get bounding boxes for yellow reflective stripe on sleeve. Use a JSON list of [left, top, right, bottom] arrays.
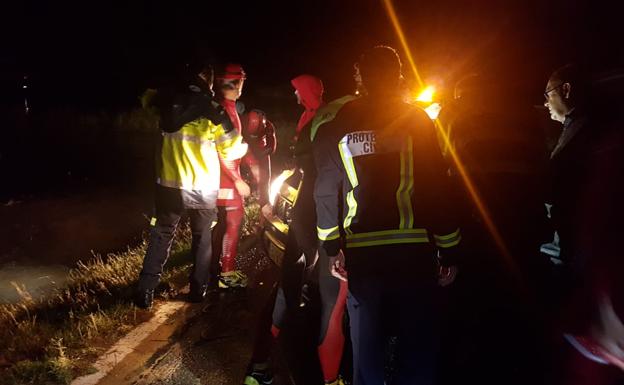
[[339, 139, 359, 188], [395, 137, 414, 229], [396, 146, 407, 228], [343, 190, 357, 235], [317, 226, 340, 241], [346, 228, 429, 248], [150, 217, 157, 226], [339, 139, 359, 235], [433, 228, 462, 248], [405, 138, 414, 228]]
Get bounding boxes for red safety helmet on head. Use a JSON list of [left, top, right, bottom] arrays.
[[216, 63, 246, 80]]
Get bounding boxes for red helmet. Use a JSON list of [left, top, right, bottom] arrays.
[[243, 109, 267, 136], [216, 63, 246, 80]]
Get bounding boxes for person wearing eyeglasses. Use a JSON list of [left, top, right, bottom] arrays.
[[543, 63, 598, 379], [542, 63, 591, 269], [543, 64, 624, 385]]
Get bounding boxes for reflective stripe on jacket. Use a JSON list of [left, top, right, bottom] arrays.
[[314, 97, 461, 264], [158, 117, 242, 191]]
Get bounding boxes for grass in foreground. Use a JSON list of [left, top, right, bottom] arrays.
[[0, 199, 263, 385], [0, 224, 193, 385]]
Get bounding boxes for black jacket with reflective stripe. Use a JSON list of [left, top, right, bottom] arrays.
[[313, 96, 460, 264]]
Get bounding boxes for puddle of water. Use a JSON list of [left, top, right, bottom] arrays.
[[0, 263, 70, 303]]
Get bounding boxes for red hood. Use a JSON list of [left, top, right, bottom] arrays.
[[291, 75, 324, 111], [291, 74, 324, 138]]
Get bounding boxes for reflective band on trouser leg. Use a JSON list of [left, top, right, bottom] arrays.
[[318, 226, 340, 241], [395, 137, 414, 229], [339, 139, 359, 235], [433, 228, 462, 248], [346, 229, 429, 248]]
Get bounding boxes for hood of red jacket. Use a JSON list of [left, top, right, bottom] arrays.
[[291, 75, 324, 136], [291, 75, 324, 111]]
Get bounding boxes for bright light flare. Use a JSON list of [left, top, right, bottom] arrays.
[[382, 0, 519, 281], [416, 86, 435, 103], [424, 102, 441, 120], [269, 169, 295, 205]]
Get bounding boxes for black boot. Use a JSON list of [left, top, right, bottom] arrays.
[[189, 284, 208, 303], [135, 288, 154, 309]]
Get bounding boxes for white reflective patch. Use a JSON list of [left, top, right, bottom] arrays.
[[218, 188, 235, 200], [340, 130, 403, 158], [340, 130, 377, 158]]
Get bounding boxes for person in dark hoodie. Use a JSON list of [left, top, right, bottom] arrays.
[[244, 75, 351, 385]]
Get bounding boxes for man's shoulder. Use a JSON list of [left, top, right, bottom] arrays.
[[310, 95, 359, 140], [313, 116, 351, 154], [317, 99, 425, 137]]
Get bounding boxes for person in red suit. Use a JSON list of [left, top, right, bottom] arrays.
[[241, 109, 276, 207], [213, 63, 251, 289]]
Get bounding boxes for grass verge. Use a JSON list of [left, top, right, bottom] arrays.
[[0, 224, 193, 385], [0, 197, 262, 385]]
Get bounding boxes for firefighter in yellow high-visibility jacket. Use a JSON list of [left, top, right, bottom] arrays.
[[135, 63, 247, 309]]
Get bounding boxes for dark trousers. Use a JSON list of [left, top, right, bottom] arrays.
[[281, 176, 319, 310], [138, 205, 217, 292], [251, 177, 349, 382], [346, 245, 440, 385]]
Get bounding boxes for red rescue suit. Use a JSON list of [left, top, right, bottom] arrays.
[[215, 64, 248, 275], [242, 109, 276, 207]]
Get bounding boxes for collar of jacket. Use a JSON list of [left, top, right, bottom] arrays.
[[563, 107, 578, 129], [188, 77, 214, 97], [551, 108, 587, 159]]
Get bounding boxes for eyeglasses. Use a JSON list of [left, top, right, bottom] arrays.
[[543, 83, 564, 99]]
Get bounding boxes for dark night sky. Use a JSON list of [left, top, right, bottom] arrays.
[[2, 0, 624, 110]]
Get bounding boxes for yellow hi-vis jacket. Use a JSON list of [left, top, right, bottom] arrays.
[[157, 116, 247, 209]]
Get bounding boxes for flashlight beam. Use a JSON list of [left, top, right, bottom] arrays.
[[382, 0, 424, 88]]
